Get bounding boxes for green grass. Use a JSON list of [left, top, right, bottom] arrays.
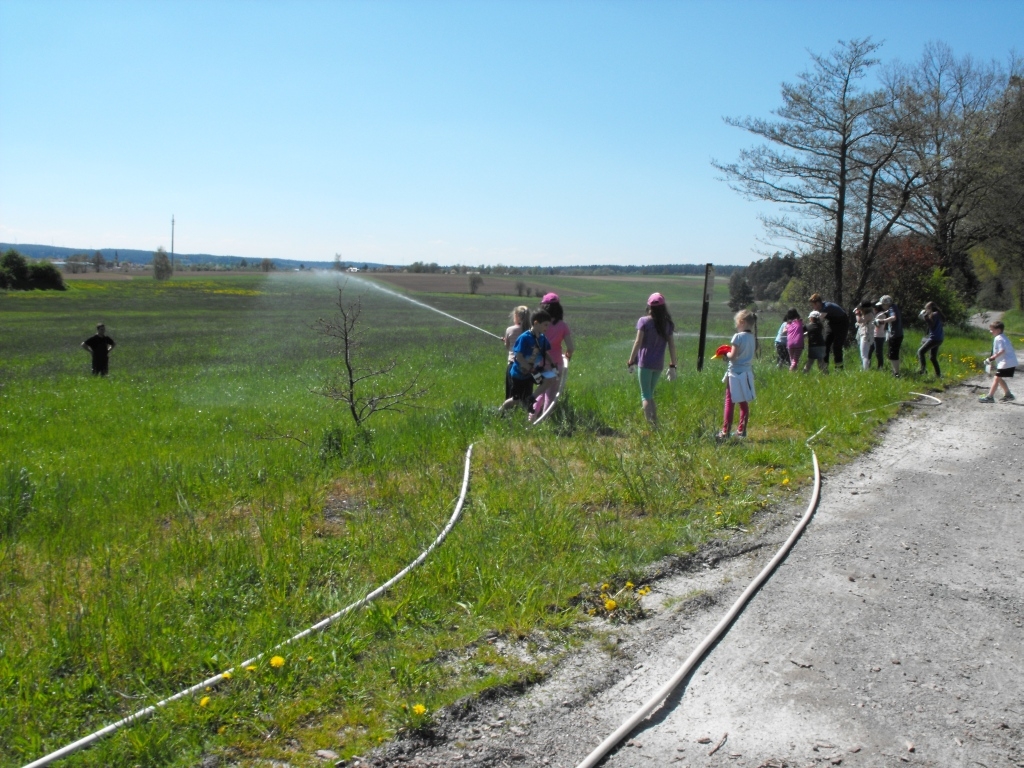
[[0, 273, 990, 767]]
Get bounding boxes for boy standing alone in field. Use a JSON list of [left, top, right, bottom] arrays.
[[81, 323, 116, 376]]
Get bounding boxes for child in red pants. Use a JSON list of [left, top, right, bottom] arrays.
[[718, 310, 757, 439]]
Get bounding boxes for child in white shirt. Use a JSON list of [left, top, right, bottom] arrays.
[[979, 320, 1018, 403]]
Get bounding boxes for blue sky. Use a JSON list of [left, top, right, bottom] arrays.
[[1, 1, 1020, 267]]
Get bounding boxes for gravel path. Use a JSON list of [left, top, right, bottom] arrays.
[[355, 375, 1024, 768]]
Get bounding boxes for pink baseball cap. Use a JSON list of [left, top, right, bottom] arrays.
[[541, 292, 559, 303], [647, 292, 666, 307]]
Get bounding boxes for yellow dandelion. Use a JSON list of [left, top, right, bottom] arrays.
[[218, 725, 227, 734], [782, 478, 790, 485], [724, 475, 731, 481], [412, 704, 427, 716], [199, 696, 211, 708], [270, 656, 285, 669], [222, 672, 232, 680], [715, 510, 723, 516], [245, 665, 257, 672], [604, 598, 617, 611], [307, 656, 313, 662], [625, 581, 634, 589], [601, 582, 610, 590], [587, 608, 597, 615]]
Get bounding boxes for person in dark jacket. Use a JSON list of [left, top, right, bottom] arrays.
[[917, 301, 945, 377], [81, 323, 115, 376], [809, 293, 849, 371]]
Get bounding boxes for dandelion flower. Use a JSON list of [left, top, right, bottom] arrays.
[[625, 581, 634, 589], [724, 475, 731, 481], [245, 665, 257, 672], [218, 725, 227, 735], [604, 598, 617, 611], [307, 656, 313, 662], [270, 656, 285, 669], [601, 582, 610, 590], [782, 478, 790, 485], [412, 704, 427, 716], [199, 696, 211, 708], [222, 672, 232, 680]]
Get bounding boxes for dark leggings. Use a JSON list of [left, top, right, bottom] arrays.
[[824, 319, 848, 368], [917, 339, 942, 376], [873, 338, 885, 369]]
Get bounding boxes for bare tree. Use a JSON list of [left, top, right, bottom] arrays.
[[468, 275, 484, 294], [846, 72, 923, 302], [714, 38, 888, 305], [315, 284, 427, 427]]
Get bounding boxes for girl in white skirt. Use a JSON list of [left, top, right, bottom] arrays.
[[718, 309, 756, 439]]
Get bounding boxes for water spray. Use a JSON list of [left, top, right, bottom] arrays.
[[342, 275, 502, 340]]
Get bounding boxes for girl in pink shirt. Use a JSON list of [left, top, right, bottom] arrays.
[[784, 308, 805, 372], [531, 293, 575, 419]]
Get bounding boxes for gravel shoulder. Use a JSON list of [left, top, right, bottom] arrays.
[[358, 375, 1024, 768]]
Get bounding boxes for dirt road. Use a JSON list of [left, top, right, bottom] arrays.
[[360, 377, 1024, 768]]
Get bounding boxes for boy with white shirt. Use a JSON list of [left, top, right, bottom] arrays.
[[979, 321, 1018, 403]]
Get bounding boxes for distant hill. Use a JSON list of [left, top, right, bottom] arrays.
[[0, 244, 360, 271], [1, 243, 741, 275]]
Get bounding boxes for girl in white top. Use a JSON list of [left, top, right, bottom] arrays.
[[854, 302, 876, 371], [719, 309, 756, 439], [503, 306, 529, 400]]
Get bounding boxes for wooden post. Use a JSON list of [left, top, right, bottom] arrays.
[[697, 263, 714, 371]]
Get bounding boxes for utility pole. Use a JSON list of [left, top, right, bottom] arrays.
[[171, 215, 175, 272]]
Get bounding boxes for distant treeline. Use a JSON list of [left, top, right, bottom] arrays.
[[1, 244, 740, 276]]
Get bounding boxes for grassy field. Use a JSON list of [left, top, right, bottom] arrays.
[[0, 272, 993, 767]]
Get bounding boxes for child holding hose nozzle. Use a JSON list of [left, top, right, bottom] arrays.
[[501, 309, 558, 415], [627, 292, 677, 428], [717, 309, 756, 439]]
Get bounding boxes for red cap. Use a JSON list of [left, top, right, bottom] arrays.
[[647, 292, 665, 307]]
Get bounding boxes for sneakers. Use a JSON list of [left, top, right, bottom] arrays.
[[978, 395, 995, 403], [736, 428, 748, 438], [716, 430, 730, 440], [1001, 393, 1016, 402]]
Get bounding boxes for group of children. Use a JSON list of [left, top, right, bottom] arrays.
[[500, 293, 574, 421], [500, 290, 1017, 437], [773, 295, 911, 376]]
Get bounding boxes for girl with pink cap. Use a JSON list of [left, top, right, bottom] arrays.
[[626, 292, 677, 427], [530, 292, 575, 420]]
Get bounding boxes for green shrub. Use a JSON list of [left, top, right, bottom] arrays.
[[28, 262, 66, 291]]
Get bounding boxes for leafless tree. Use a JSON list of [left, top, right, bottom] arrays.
[[845, 71, 924, 303], [315, 284, 427, 427], [468, 275, 484, 294], [714, 38, 889, 305]]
